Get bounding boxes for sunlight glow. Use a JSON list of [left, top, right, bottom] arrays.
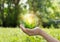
[[20, 13, 39, 28], [23, 14, 35, 24]]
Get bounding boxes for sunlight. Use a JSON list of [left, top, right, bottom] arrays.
[[23, 14, 35, 24], [20, 13, 39, 28]]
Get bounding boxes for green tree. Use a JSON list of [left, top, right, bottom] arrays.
[[27, 0, 60, 28], [5, 0, 20, 27], [0, 0, 21, 27], [0, 0, 5, 26]]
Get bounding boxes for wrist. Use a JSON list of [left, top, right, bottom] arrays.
[[38, 29, 46, 36]]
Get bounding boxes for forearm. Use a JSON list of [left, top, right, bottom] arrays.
[[38, 29, 59, 42]]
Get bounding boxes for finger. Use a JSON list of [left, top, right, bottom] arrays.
[[20, 24, 26, 31], [26, 28, 34, 33], [20, 24, 25, 28], [20, 25, 32, 33]]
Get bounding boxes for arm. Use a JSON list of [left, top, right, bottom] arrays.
[[20, 24, 60, 42], [38, 29, 59, 42]]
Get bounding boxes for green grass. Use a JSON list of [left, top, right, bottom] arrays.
[[0, 27, 60, 42]]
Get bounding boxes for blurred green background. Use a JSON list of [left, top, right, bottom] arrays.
[[0, 0, 60, 42]]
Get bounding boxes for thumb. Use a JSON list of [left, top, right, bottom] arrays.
[[20, 24, 26, 31]]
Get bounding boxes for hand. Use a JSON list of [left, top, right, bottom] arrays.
[[20, 24, 41, 36], [20, 24, 60, 42]]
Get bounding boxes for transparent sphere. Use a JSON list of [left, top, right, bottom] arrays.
[[20, 13, 39, 29]]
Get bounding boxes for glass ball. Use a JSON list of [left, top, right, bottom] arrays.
[[20, 13, 39, 29]]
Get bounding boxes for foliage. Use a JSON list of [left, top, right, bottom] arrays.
[[0, 0, 60, 28], [27, 0, 60, 28], [0, 0, 21, 27], [27, 0, 60, 19], [0, 27, 60, 42]]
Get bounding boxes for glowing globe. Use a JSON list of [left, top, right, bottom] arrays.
[[20, 13, 39, 29]]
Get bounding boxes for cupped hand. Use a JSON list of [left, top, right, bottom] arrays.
[[20, 24, 41, 36]]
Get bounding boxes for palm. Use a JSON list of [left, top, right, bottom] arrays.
[[20, 24, 40, 36]]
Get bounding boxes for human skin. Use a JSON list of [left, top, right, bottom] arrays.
[[20, 24, 60, 42]]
